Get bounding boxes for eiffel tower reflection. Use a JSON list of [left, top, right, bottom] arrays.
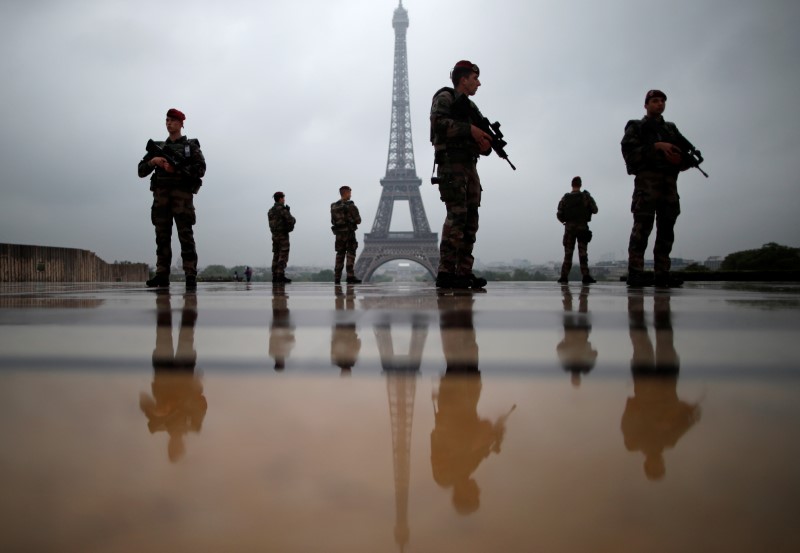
[[366, 293, 434, 551]]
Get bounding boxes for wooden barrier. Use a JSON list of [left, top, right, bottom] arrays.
[[0, 243, 149, 282]]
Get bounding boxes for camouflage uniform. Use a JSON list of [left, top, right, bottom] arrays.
[[557, 190, 598, 279], [330, 199, 361, 281], [138, 136, 206, 278], [621, 115, 693, 281], [430, 87, 487, 280], [267, 202, 296, 279]]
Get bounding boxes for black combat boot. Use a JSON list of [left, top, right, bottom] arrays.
[[626, 270, 647, 288], [334, 276, 341, 284], [654, 273, 683, 288], [557, 276, 568, 284], [346, 276, 362, 284], [146, 273, 170, 288], [185, 275, 197, 289], [582, 275, 596, 284], [469, 274, 487, 289], [436, 272, 469, 289]]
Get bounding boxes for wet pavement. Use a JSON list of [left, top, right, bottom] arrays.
[[1, 281, 799, 552]]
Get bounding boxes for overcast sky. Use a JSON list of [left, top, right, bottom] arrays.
[[1, 0, 798, 269]]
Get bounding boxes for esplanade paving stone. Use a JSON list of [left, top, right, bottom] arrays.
[[1, 281, 799, 552]]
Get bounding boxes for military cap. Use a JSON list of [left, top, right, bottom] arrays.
[[644, 89, 667, 103], [166, 108, 186, 121]]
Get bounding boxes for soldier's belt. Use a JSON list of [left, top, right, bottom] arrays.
[[435, 149, 477, 164]]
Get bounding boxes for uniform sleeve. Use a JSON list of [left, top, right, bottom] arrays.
[[430, 91, 472, 142], [556, 196, 566, 222], [621, 120, 648, 171], [138, 156, 154, 178], [351, 204, 361, 226], [138, 141, 154, 178]]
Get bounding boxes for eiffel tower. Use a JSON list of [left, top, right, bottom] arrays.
[[355, 1, 439, 282]]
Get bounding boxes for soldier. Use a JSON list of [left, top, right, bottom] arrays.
[[268, 191, 296, 284], [138, 108, 206, 289], [330, 186, 362, 284], [556, 176, 598, 284], [430, 60, 493, 290], [621, 90, 697, 288]]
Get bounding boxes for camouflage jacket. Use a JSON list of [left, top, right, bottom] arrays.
[[268, 203, 296, 234], [621, 116, 694, 176], [330, 200, 361, 234], [430, 87, 488, 162], [138, 136, 206, 191], [557, 191, 598, 224]]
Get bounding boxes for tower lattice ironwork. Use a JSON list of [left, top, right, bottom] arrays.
[[355, 1, 439, 282]]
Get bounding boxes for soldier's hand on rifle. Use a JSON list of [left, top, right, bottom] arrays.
[[471, 124, 492, 153], [149, 156, 173, 172], [655, 142, 682, 165]]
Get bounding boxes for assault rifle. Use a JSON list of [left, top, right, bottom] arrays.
[[145, 139, 203, 192], [684, 147, 709, 178], [145, 139, 196, 178], [478, 117, 516, 170]]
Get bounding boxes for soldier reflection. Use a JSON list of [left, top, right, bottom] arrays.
[[621, 291, 701, 481], [269, 283, 295, 371], [331, 285, 361, 375], [140, 290, 207, 463], [431, 293, 513, 515], [556, 285, 597, 387]]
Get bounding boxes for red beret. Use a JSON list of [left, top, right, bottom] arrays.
[[452, 60, 479, 77], [166, 108, 186, 121], [644, 90, 667, 103]]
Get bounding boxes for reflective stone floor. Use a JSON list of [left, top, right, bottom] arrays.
[[1, 281, 799, 552]]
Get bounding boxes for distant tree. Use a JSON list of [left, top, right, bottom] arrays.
[[199, 264, 230, 279], [511, 268, 531, 280], [308, 269, 335, 282], [684, 263, 710, 272], [721, 243, 800, 271]]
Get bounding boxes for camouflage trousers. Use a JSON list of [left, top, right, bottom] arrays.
[[151, 186, 197, 276], [271, 233, 291, 276], [560, 223, 591, 278], [627, 171, 680, 275], [334, 231, 358, 278], [436, 161, 481, 276]]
